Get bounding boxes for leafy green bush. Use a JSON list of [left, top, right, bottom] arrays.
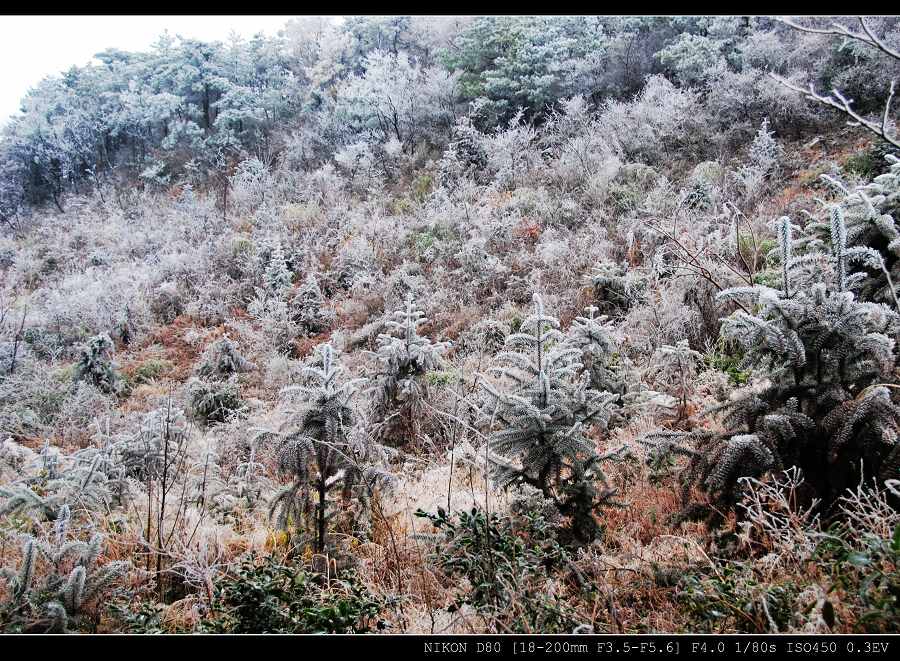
[[130, 358, 173, 385], [815, 520, 900, 632], [844, 145, 893, 180], [676, 562, 802, 633], [704, 341, 749, 387], [416, 500, 583, 632], [204, 554, 385, 633]]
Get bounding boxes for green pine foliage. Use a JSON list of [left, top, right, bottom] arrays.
[[644, 209, 900, 522], [369, 295, 449, 449], [291, 273, 334, 336], [480, 293, 624, 544], [187, 377, 243, 425], [0, 505, 130, 633], [258, 343, 373, 552]]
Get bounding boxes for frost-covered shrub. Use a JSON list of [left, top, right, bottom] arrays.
[[735, 118, 784, 199], [482, 110, 543, 190], [330, 236, 376, 290], [597, 75, 709, 164], [230, 158, 274, 214], [148, 281, 184, 325], [606, 163, 665, 213], [261, 240, 293, 296], [196, 335, 253, 379], [455, 318, 510, 357], [381, 262, 429, 314], [0, 438, 37, 481], [683, 160, 726, 210], [0, 438, 119, 521], [247, 290, 296, 352], [73, 334, 120, 394], [0, 339, 32, 377], [113, 406, 189, 481], [334, 141, 383, 193], [24, 268, 152, 358]]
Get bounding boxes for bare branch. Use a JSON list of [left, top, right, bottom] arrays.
[[776, 16, 900, 61], [770, 73, 900, 150]]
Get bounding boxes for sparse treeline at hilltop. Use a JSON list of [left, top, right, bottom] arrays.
[[0, 16, 899, 634]]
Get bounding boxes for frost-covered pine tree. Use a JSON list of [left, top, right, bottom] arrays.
[[0, 505, 129, 632], [568, 305, 628, 396], [0, 441, 116, 522], [196, 334, 253, 379], [369, 295, 449, 448], [248, 240, 296, 349], [259, 343, 371, 552], [643, 211, 900, 521], [187, 377, 243, 425], [189, 335, 252, 424], [263, 240, 293, 296], [736, 117, 783, 198], [290, 272, 333, 336], [797, 156, 900, 314], [589, 262, 647, 313], [650, 339, 703, 422], [480, 293, 623, 544]]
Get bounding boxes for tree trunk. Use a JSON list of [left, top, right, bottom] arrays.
[[317, 477, 326, 553]]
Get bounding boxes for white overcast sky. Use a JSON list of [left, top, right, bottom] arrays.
[[0, 15, 307, 123]]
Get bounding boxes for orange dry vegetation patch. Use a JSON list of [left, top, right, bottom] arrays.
[[360, 504, 448, 609], [142, 315, 204, 381], [514, 218, 542, 245], [434, 307, 480, 344], [121, 382, 174, 414], [118, 344, 168, 378], [768, 133, 876, 216], [770, 180, 814, 213], [8, 432, 45, 451], [229, 306, 253, 322], [337, 294, 384, 333], [292, 330, 333, 360], [601, 476, 689, 547]]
